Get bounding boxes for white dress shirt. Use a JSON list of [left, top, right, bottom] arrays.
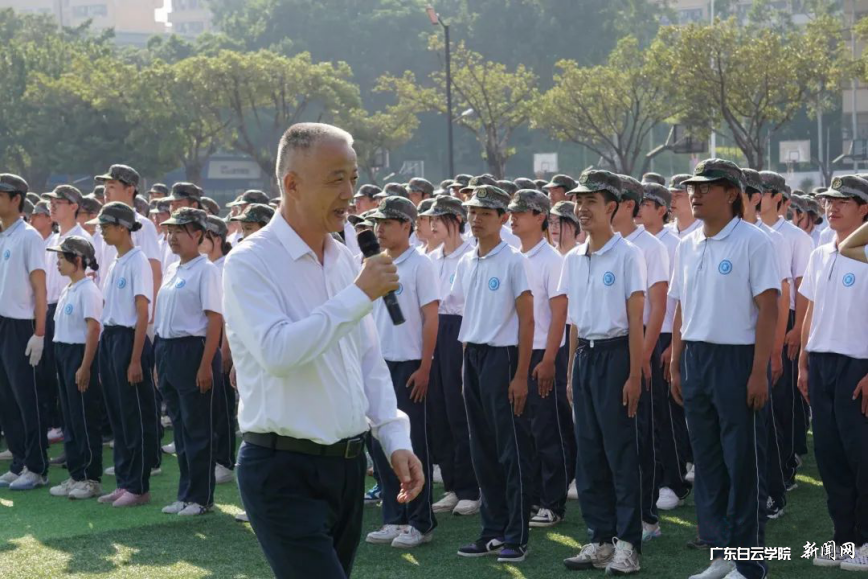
[[429, 238, 474, 316], [0, 218, 47, 320], [45, 224, 94, 305], [54, 278, 102, 344], [222, 213, 412, 457], [522, 238, 566, 350], [155, 255, 222, 339]]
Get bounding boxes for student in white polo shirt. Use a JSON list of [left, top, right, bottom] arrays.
[[666, 174, 703, 239], [451, 184, 534, 563], [637, 182, 695, 507], [670, 160, 780, 579], [154, 208, 223, 516], [414, 198, 439, 255], [797, 176, 868, 570], [549, 201, 582, 255], [559, 170, 645, 575], [0, 173, 50, 491], [46, 236, 104, 500], [229, 203, 275, 242], [508, 190, 575, 530], [420, 195, 481, 517], [459, 177, 522, 250], [90, 201, 159, 508], [759, 170, 814, 486], [364, 196, 440, 548]]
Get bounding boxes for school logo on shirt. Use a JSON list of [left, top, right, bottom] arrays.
[[718, 260, 733, 275], [602, 271, 616, 286], [843, 273, 856, 287], [2, 249, 9, 261], [117, 277, 127, 289], [449, 273, 455, 285], [175, 279, 186, 289], [396, 283, 404, 295], [64, 304, 73, 315], [488, 277, 501, 291]]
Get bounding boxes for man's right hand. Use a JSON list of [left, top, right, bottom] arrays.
[[355, 254, 399, 301]]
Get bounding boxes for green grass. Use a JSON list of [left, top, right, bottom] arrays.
[[0, 432, 841, 578]]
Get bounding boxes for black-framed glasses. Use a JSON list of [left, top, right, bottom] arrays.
[[686, 184, 712, 196]]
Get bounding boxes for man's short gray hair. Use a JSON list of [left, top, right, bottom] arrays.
[[276, 123, 354, 196]]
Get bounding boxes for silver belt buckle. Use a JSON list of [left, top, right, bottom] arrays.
[[590, 339, 595, 348]]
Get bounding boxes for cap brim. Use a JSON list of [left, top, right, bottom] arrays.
[[93, 174, 112, 183], [506, 204, 531, 212], [46, 245, 64, 253], [0, 183, 19, 193], [161, 217, 191, 226], [566, 185, 601, 196], [462, 198, 504, 210], [84, 217, 103, 226], [43, 191, 64, 200]]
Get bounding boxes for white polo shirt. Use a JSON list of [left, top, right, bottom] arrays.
[[45, 224, 94, 305], [161, 238, 179, 274], [0, 218, 46, 320], [799, 243, 868, 360], [655, 227, 680, 333], [96, 211, 161, 291], [212, 255, 225, 278], [669, 218, 780, 345], [769, 216, 813, 310], [625, 226, 669, 326], [101, 247, 154, 328], [667, 218, 703, 239], [53, 278, 102, 344], [557, 233, 647, 341], [810, 228, 821, 248], [818, 226, 835, 246], [373, 247, 440, 362], [452, 241, 530, 346], [429, 238, 474, 316], [227, 230, 241, 247], [154, 255, 222, 339], [755, 220, 790, 284], [522, 239, 566, 350]]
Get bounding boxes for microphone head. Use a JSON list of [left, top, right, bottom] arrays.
[[356, 229, 380, 258]]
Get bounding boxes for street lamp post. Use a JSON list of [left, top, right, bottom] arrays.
[[427, 5, 454, 178]]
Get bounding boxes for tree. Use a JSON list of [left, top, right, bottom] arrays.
[[341, 104, 420, 185], [532, 36, 678, 176], [378, 39, 539, 178], [657, 19, 818, 169]]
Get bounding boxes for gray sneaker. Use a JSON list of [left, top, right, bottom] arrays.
[[178, 503, 211, 516], [605, 538, 640, 575], [68, 480, 102, 500], [689, 559, 735, 579], [49, 478, 76, 497], [564, 542, 615, 570], [9, 470, 48, 491], [0, 470, 20, 488], [162, 501, 187, 514]]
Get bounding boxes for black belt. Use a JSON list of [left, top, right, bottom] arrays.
[[577, 335, 628, 349], [242, 432, 366, 459]]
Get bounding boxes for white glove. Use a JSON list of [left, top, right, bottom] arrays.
[[25, 335, 44, 367]]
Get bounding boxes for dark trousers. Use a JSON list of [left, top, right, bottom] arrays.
[[428, 315, 478, 500], [0, 316, 49, 476], [652, 333, 691, 496], [809, 352, 868, 546], [237, 440, 367, 579], [682, 341, 767, 579], [214, 369, 237, 470], [463, 343, 533, 548], [638, 344, 662, 526], [527, 349, 575, 517], [788, 311, 810, 460], [38, 304, 62, 429], [54, 342, 103, 482], [765, 364, 788, 509], [155, 337, 219, 507], [370, 360, 436, 533], [771, 310, 798, 485], [573, 337, 642, 550], [99, 326, 159, 495]]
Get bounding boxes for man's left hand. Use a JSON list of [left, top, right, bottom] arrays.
[[391, 449, 424, 504]]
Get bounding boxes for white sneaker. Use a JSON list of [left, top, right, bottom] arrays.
[[432, 465, 443, 484], [841, 543, 868, 572], [178, 502, 211, 516], [162, 501, 187, 514], [161, 442, 176, 454], [9, 470, 48, 490], [0, 470, 20, 488], [605, 538, 640, 574], [721, 570, 747, 579], [453, 499, 481, 516], [366, 524, 405, 544], [689, 559, 735, 579], [641, 521, 662, 542], [432, 491, 458, 513], [234, 511, 249, 523], [151, 467, 162, 476], [0, 449, 12, 461], [814, 545, 845, 567], [391, 526, 433, 548], [68, 480, 102, 500], [656, 487, 684, 510], [529, 508, 562, 528], [47, 427, 64, 444], [215, 464, 234, 485], [685, 462, 695, 483], [49, 478, 76, 497], [104, 466, 115, 476], [563, 542, 615, 570], [567, 480, 578, 500]]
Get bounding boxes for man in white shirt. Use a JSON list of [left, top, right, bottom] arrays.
[[666, 174, 703, 239], [222, 123, 422, 579]]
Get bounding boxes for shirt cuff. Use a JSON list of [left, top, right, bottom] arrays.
[[374, 415, 413, 459], [335, 283, 374, 322]]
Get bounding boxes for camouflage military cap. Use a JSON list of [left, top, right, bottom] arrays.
[[819, 175, 868, 203], [206, 215, 228, 237], [669, 174, 691, 191], [534, 179, 548, 190], [683, 159, 744, 191], [95, 164, 140, 188], [642, 172, 666, 186], [439, 179, 455, 191], [805, 196, 822, 215], [368, 195, 418, 223], [463, 185, 510, 211], [740, 168, 765, 195], [134, 196, 150, 216], [149, 199, 171, 215], [0, 173, 28, 195], [33, 200, 51, 216], [45, 184, 84, 206], [508, 189, 552, 214], [26, 192, 41, 205], [354, 184, 382, 199], [148, 183, 169, 197], [452, 174, 473, 187], [567, 169, 623, 200], [789, 195, 807, 212], [347, 214, 365, 227], [542, 174, 577, 192], [22, 199, 34, 216], [460, 174, 497, 194], [167, 182, 203, 203], [513, 177, 538, 190], [497, 180, 518, 197], [200, 196, 220, 216], [86, 201, 141, 231], [759, 171, 786, 194], [227, 190, 269, 207], [550, 200, 580, 225], [163, 207, 209, 229], [91, 185, 105, 199], [230, 203, 275, 224], [408, 178, 435, 197], [417, 198, 436, 215], [810, 187, 827, 196], [375, 182, 409, 199], [79, 195, 102, 214], [46, 235, 97, 267], [420, 195, 467, 220], [642, 183, 671, 209], [619, 175, 644, 205]]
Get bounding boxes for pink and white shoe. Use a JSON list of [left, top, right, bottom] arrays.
[[113, 491, 151, 507], [98, 488, 126, 504]]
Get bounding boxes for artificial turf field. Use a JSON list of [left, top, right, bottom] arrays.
[[0, 432, 841, 578]]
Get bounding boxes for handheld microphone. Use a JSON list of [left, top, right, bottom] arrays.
[[356, 230, 406, 326]]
